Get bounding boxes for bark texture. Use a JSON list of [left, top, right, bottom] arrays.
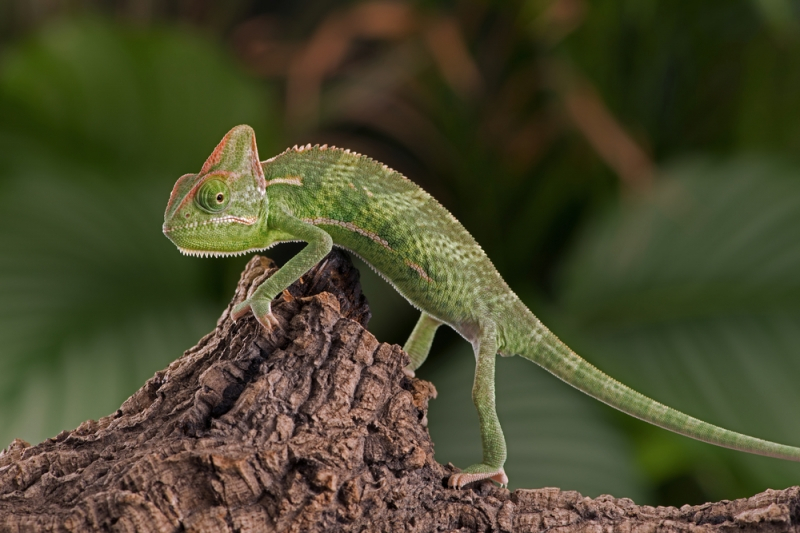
[[1, 251, 799, 532]]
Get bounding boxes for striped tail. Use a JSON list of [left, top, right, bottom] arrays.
[[518, 323, 800, 461]]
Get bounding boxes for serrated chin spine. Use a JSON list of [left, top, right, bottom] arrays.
[[177, 247, 251, 259], [176, 243, 280, 259]]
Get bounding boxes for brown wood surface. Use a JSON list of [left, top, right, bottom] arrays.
[[1, 251, 798, 532]]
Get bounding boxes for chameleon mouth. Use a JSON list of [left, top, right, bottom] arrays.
[[162, 215, 258, 234]]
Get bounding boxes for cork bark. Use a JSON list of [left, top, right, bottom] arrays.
[[1, 250, 799, 532]]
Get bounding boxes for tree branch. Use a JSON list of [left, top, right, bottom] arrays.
[[1, 251, 798, 532]]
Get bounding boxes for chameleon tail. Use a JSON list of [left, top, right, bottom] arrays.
[[517, 321, 800, 461]]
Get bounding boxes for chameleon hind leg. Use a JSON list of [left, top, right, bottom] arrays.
[[448, 320, 508, 489], [402, 312, 442, 376]]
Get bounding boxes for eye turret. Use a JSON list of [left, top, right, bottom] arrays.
[[195, 179, 230, 212]]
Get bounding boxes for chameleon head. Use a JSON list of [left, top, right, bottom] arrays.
[[163, 125, 269, 256]]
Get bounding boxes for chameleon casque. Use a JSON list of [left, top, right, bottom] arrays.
[[163, 125, 800, 489]]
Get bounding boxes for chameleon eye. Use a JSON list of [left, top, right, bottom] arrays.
[[196, 179, 230, 213]]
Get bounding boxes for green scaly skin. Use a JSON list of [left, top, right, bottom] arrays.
[[163, 125, 800, 489]]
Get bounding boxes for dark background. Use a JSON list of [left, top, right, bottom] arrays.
[[2, 0, 800, 506]]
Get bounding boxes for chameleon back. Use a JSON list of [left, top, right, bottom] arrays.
[[261, 145, 522, 343]]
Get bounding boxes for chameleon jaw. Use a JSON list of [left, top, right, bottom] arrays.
[[165, 215, 265, 258]]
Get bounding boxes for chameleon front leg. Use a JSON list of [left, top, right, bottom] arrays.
[[403, 312, 443, 376], [232, 212, 333, 330], [448, 320, 508, 489]]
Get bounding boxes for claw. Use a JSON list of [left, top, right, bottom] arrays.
[[255, 311, 281, 332], [403, 367, 416, 378]]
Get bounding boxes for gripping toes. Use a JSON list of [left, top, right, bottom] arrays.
[[232, 298, 280, 331], [447, 466, 508, 489]]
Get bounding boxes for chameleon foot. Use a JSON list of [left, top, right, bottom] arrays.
[[448, 466, 508, 489], [231, 299, 280, 331]]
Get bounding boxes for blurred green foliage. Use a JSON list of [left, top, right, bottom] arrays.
[[1, 0, 800, 507], [0, 18, 279, 449]]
